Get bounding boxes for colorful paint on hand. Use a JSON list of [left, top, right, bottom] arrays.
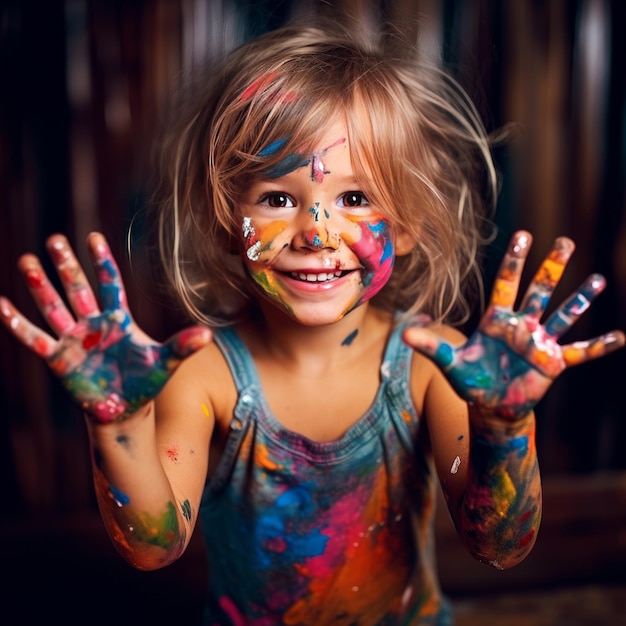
[[405, 232, 620, 420]]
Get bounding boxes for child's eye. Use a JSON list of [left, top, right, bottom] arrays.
[[259, 192, 295, 208], [337, 192, 369, 208]]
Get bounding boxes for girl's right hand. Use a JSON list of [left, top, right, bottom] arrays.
[[0, 233, 212, 424]]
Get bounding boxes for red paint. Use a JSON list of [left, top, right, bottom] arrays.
[[33, 336, 49, 357], [82, 332, 102, 350], [25, 269, 44, 288], [518, 529, 535, 548], [240, 72, 278, 100]]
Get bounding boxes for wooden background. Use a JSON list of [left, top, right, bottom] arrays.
[[0, 0, 624, 616]]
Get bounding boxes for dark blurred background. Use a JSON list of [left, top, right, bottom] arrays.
[[0, 0, 625, 624]]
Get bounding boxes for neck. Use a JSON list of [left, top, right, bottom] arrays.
[[242, 302, 389, 373]]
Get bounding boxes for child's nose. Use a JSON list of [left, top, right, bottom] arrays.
[[293, 205, 339, 251]]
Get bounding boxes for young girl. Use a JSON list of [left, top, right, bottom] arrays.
[[1, 25, 623, 626]]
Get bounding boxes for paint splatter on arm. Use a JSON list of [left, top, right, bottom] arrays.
[[458, 411, 541, 568], [404, 231, 624, 567]]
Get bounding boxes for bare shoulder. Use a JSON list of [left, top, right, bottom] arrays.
[[155, 334, 237, 430]]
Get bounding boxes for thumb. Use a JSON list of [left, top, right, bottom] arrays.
[[163, 326, 213, 361], [402, 326, 455, 370]]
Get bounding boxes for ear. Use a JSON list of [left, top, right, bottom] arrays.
[[395, 230, 416, 257]]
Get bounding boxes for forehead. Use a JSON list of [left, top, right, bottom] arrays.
[[312, 120, 349, 150], [258, 119, 354, 180]]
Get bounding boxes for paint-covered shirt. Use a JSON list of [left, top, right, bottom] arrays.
[[199, 323, 453, 625]]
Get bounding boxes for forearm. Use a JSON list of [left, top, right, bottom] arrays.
[[85, 404, 189, 570], [457, 408, 542, 570]]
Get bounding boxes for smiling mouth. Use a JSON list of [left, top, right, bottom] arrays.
[[288, 270, 351, 283]]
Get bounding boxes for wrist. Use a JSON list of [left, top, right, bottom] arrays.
[[469, 403, 535, 438], [84, 402, 155, 437]]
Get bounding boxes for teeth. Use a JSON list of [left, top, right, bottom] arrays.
[[291, 271, 342, 282]]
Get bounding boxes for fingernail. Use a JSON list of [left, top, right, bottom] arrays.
[[512, 233, 530, 254]]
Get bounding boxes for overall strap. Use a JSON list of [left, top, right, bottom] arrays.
[[205, 327, 262, 495], [212, 326, 259, 392], [381, 318, 420, 448]]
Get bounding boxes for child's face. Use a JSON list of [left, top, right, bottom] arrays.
[[238, 120, 396, 326]]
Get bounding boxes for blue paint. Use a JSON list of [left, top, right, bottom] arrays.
[[341, 329, 359, 346], [258, 139, 288, 156], [309, 204, 320, 221], [110, 482, 130, 507], [257, 137, 310, 178], [435, 343, 454, 368], [181, 499, 192, 521]]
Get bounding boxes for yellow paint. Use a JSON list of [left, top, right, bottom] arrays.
[[491, 278, 516, 307], [201, 403, 210, 418], [493, 470, 517, 518], [257, 220, 288, 242]]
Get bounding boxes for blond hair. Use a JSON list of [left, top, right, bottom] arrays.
[[148, 25, 497, 327]]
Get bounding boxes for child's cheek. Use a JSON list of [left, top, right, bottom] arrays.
[[342, 218, 395, 301], [242, 217, 289, 265]]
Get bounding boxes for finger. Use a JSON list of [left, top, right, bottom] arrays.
[[17, 253, 77, 336], [402, 326, 456, 370], [561, 330, 626, 368], [46, 234, 101, 320], [489, 231, 533, 310], [86, 233, 128, 312], [543, 273, 605, 339], [518, 236, 575, 318], [160, 326, 213, 369], [0, 296, 58, 358]]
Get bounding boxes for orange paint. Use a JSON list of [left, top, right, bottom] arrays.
[[256, 443, 281, 472], [491, 278, 516, 307]]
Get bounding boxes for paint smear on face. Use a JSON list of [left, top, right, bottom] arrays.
[[243, 217, 289, 265], [242, 212, 395, 320], [257, 138, 346, 181], [340, 217, 395, 309]]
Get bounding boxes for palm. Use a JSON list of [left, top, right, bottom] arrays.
[[443, 311, 559, 420], [404, 231, 623, 420], [0, 233, 211, 423]]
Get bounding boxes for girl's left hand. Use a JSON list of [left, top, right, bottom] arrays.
[[403, 230, 625, 420]]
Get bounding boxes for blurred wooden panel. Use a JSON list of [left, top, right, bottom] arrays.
[[0, 0, 624, 522]]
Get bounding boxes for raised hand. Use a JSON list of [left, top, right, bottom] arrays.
[[0, 233, 212, 423], [403, 231, 625, 420]]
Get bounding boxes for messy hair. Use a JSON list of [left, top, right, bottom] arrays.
[[148, 24, 497, 327]]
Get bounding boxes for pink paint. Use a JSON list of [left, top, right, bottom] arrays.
[[48, 306, 74, 332], [240, 73, 279, 100], [310, 138, 345, 183], [73, 288, 98, 316]]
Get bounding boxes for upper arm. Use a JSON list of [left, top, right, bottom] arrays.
[[153, 341, 227, 532], [409, 325, 470, 520]]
